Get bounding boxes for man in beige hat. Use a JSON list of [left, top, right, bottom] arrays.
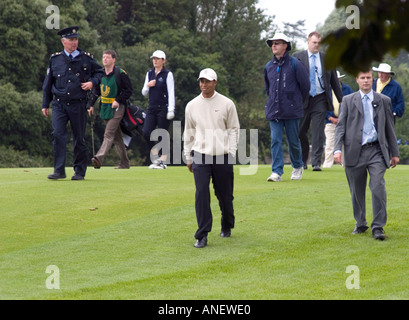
[[372, 63, 405, 122], [264, 32, 309, 182]]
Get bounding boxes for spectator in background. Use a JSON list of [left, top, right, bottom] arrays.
[[372, 63, 405, 123], [264, 33, 310, 182], [142, 50, 175, 169], [293, 31, 343, 171], [323, 71, 353, 168]]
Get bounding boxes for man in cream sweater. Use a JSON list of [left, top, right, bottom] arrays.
[[183, 68, 240, 248]]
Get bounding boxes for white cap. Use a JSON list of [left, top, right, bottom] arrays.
[[336, 71, 345, 79], [198, 68, 217, 81], [150, 50, 166, 59]]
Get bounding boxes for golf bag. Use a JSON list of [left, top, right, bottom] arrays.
[[120, 103, 146, 147]]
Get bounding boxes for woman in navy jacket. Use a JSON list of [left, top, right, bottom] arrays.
[[142, 50, 175, 169]]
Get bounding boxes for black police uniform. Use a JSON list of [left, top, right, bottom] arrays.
[[42, 26, 103, 179]]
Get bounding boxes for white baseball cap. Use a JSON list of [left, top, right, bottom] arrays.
[[150, 50, 166, 59], [198, 68, 217, 81]]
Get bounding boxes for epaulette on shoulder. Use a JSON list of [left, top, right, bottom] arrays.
[[50, 51, 63, 58], [83, 51, 94, 58], [120, 68, 127, 74]]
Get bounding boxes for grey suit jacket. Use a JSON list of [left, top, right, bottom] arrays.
[[293, 50, 343, 111], [334, 91, 399, 167]]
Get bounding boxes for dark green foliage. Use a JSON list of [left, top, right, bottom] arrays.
[[3, 0, 408, 167], [0, 84, 53, 159], [0, 0, 275, 167], [324, 0, 409, 75]]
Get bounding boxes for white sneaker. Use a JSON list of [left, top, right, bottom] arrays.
[[267, 172, 282, 182], [151, 161, 167, 169], [291, 167, 303, 180], [149, 158, 161, 169]]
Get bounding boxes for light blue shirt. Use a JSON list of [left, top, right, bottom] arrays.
[[334, 90, 378, 155], [64, 49, 80, 58], [308, 50, 324, 95], [359, 90, 378, 145]]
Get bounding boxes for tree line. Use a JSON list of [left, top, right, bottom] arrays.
[[1, 0, 408, 167], [1, 0, 278, 167]]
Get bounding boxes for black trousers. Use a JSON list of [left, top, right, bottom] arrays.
[[142, 105, 170, 155], [51, 99, 88, 177], [192, 153, 235, 240], [299, 93, 328, 167]]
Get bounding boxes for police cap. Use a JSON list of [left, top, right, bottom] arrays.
[[57, 26, 80, 39]]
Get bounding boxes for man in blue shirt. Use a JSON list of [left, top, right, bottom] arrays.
[[293, 32, 343, 171], [334, 71, 399, 240]]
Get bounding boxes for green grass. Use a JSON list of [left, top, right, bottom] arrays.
[[1, 164, 409, 300]]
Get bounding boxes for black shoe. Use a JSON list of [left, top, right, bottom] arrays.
[[352, 226, 369, 234], [194, 236, 207, 248], [303, 164, 308, 170], [48, 173, 66, 180], [220, 229, 231, 238], [312, 165, 322, 171], [71, 174, 84, 181], [91, 157, 101, 169], [372, 228, 386, 241]]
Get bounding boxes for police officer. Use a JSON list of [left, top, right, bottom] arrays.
[[42, 26, 103, 180]]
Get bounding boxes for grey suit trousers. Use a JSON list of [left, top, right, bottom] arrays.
[[344, 144, 387, 230], [299, 93, 327, 166]]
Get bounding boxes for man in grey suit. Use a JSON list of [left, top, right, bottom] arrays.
[[293, 32, 343, 171], [334, 71, 399, 240]]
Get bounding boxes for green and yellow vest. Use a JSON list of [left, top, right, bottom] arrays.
[[100, 72, 120, 120]]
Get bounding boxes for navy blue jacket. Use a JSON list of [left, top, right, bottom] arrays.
[[146, 67, 170, 107], [42, 48, 103, 108], [264, 52, 310, 120], [372, 78, 405, 117]]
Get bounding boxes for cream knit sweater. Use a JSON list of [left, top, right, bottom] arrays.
[[183, 91, 240, 162]]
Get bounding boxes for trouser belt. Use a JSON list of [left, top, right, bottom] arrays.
[[362, 141, 379, 148]]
